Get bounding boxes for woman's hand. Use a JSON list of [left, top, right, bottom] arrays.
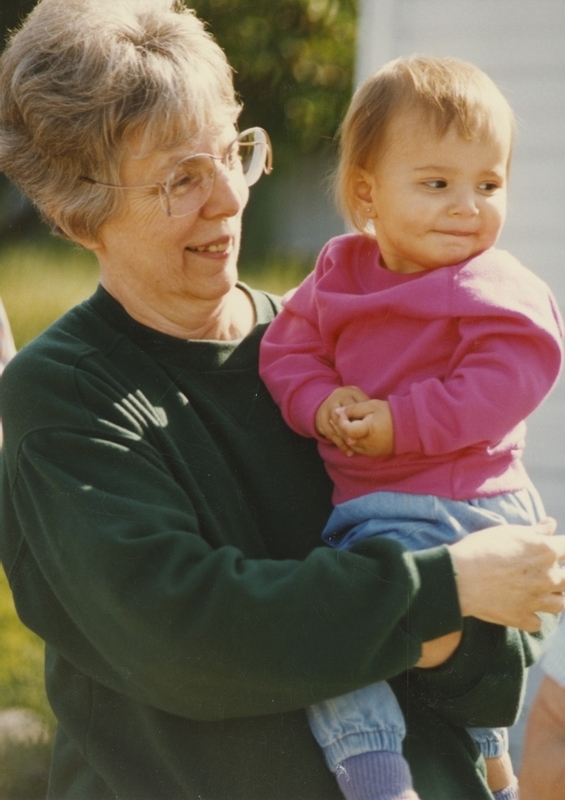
[[450, 518, 565, 631]]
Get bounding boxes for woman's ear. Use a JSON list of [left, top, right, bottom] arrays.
[[66, 231, 101, 254], [47, 208, 101, 253]]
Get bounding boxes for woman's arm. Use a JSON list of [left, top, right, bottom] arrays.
[[416, 519, 565, 669], [405, 522, 565, 731], [1, 419, 459, 722]]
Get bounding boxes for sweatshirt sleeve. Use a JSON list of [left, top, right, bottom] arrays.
[[259, 245, 342, 439], [391, 257, 563, 456], [1, 354, 463, 724]]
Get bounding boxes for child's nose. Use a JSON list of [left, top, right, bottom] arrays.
[[449, 187, 479, 216]]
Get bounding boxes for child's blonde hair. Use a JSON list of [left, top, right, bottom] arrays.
[[336, 55, 515, 233]]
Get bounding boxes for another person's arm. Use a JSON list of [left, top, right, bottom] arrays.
[[520, 620, 565, 800], [259, 242, 345, 440]]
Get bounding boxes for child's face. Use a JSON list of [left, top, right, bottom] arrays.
[[357, 110, 512, 274]]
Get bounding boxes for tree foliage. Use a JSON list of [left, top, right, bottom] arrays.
[[0, 1, 36, 48], [191, 0, 357, 152], [1, 0, 357, 153]]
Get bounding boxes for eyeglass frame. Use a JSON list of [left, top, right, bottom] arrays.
[[79, 126, 273, 218]]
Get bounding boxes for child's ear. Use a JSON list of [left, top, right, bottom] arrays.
[[353, 168, 377, 212]]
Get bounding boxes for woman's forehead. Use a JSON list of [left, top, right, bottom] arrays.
[[123, 106, 239, 160]]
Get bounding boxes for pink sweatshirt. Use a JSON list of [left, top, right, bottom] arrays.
[[259, 234, 563, 505]]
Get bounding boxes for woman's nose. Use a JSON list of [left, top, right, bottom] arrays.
[[201, 164, 249, 218]]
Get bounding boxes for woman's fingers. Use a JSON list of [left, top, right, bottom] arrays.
[[540, 593, 565, 616], [536, 517, 558, 536], [545, 535, 565, 565], [449, 525, 565, 629]]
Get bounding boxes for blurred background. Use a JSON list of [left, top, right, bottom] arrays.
[[0, 0, 564, 796]]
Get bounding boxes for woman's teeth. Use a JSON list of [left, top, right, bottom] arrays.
[[189, 242, 229, 253]]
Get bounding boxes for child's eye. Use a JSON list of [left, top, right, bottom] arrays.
[[425, 180, 447, 189], [478, 181, 499, 192]]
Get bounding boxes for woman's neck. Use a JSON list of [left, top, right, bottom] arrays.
[[100, 276, 255, 341]]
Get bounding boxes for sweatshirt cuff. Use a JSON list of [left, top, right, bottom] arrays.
[[408, 545, 462, 641], [288, 380, 343, 439], [389, 393, 422, 455]]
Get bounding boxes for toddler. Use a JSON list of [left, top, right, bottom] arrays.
[[260, 56, 563, 800]]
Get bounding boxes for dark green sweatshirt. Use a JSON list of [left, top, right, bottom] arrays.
[[0, 285, 544, 800]]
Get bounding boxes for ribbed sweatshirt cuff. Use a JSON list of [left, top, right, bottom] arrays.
[[408, 545, 462, 642]]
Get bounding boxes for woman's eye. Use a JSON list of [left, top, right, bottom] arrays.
[[172, 173, 194, 190], [169, 158, 208, 194], [425, 180, 447, 189]]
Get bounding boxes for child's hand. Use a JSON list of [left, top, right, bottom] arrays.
[[315, 386, 370, 455], [332, 399, 394, 457]]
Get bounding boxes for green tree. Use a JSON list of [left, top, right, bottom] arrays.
[[192, 0, 357, 152]]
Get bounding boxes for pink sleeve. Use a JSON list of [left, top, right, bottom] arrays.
[[259, 250, 342, 440], [391, 293, 563, 456]]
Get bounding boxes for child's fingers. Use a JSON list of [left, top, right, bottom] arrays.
[[330, 433, 355, 456], [338, 400, 380, 420], [335, 416, 371, 440]]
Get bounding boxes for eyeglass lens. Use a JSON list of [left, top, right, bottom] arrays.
[[162, 129, 269, 218]]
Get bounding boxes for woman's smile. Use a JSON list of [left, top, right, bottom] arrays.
[[186, 235, 232, 254]]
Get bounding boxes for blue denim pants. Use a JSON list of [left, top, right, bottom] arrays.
[[307, 487, 544, 772]]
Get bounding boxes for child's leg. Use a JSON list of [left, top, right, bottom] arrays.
[[317, 488, 544, 800], [485, 751, 516, 792], [467, 727, 518, 798], [335, 752, 419, 800], [307, 680, 420, 800]]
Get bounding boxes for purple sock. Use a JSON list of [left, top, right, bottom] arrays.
[[335, 751, 420, 800], [493, 780, 519, 800]]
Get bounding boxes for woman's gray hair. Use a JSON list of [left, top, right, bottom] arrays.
[[0, 0, 241, 241]]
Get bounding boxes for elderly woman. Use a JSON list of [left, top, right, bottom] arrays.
[[0, 2, 564, 799]]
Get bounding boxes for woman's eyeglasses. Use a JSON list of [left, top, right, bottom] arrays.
[[80, 127, 273, 218]]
